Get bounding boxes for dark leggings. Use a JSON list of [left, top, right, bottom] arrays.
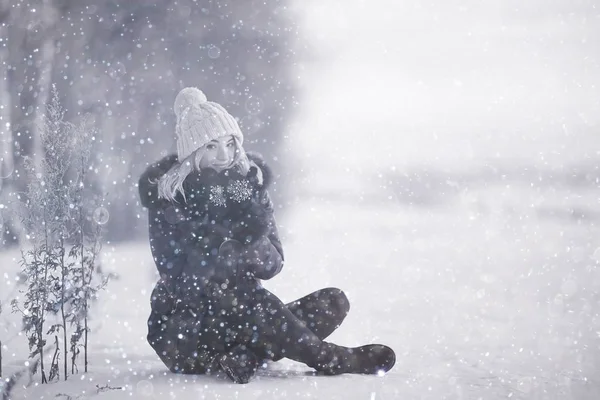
[[148, 285, 349, 374], [272, 287, 349, 361], [198, 284, 350, 363]]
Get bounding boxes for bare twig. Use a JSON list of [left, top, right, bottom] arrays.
[[48, 335, 60, 382], [95, 384, 123, 394], [55, 393, 83, 400]]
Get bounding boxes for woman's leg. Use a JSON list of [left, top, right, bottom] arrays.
[[284, 287, 350, 341], [200, 281, 357, 371], [256, 288, 350, 363], [197, 281, 394, 380]]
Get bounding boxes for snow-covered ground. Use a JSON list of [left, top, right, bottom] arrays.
[[1, 171, 599, 399], [2, 1, 599, 398]]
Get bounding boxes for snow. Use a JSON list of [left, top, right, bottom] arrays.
[[294, 0, 600, 169], [2, 175, 599, 399], [2, 1, 599, 398]]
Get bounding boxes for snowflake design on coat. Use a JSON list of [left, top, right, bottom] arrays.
[[209, 185, 227, 207], [227, 179, 253, 203]]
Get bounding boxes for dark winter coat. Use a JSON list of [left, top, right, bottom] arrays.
[[139, 153, 284, 314]]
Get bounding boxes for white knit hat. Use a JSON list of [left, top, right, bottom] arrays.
[[174, 87, 244, 160]]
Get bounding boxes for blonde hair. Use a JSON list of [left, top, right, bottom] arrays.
[[157, 136, 250, 202]]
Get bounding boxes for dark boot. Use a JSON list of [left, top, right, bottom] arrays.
[[217, 344, 259, 384], [315, 343, 396, 375]]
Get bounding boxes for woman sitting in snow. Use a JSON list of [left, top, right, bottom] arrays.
[[138, 87, 395, 384]]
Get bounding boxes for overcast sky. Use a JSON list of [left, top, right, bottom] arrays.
[[290, 0, 599, 170]]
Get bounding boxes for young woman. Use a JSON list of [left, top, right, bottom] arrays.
[[139, 87, 395, 383]]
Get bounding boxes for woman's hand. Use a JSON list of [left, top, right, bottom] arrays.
[[228, 177, 273, 244], [217, 236, 283, 281]]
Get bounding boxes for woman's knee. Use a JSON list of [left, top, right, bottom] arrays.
[[321, 287, 350, 316]]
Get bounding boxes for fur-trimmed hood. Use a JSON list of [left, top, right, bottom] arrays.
[[138, 152, 273, 209]]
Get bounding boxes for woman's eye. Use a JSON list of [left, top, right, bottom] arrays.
[[206, 144, 216, 150], [227, 142, 234, 147]]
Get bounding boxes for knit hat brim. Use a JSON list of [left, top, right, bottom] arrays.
[[174, 88, 244, 160]]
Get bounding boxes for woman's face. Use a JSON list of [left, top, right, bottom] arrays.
[[199, 135, 236, 172]]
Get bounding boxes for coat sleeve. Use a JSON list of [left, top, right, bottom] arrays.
[[250, 223, 284, 280], [148, 206, 187, 281], [242, 192, 285, 280]]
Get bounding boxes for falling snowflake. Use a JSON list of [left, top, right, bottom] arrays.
[[209, 185, 226, 207], [227, 179, 253, 203]]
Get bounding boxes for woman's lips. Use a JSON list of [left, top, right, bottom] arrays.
[[211, 162, 230, 170]]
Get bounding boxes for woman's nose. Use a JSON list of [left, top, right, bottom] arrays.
[[216, 144, 228, 160]]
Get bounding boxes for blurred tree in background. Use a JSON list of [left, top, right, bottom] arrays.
[[0, 0, 298, 245]]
